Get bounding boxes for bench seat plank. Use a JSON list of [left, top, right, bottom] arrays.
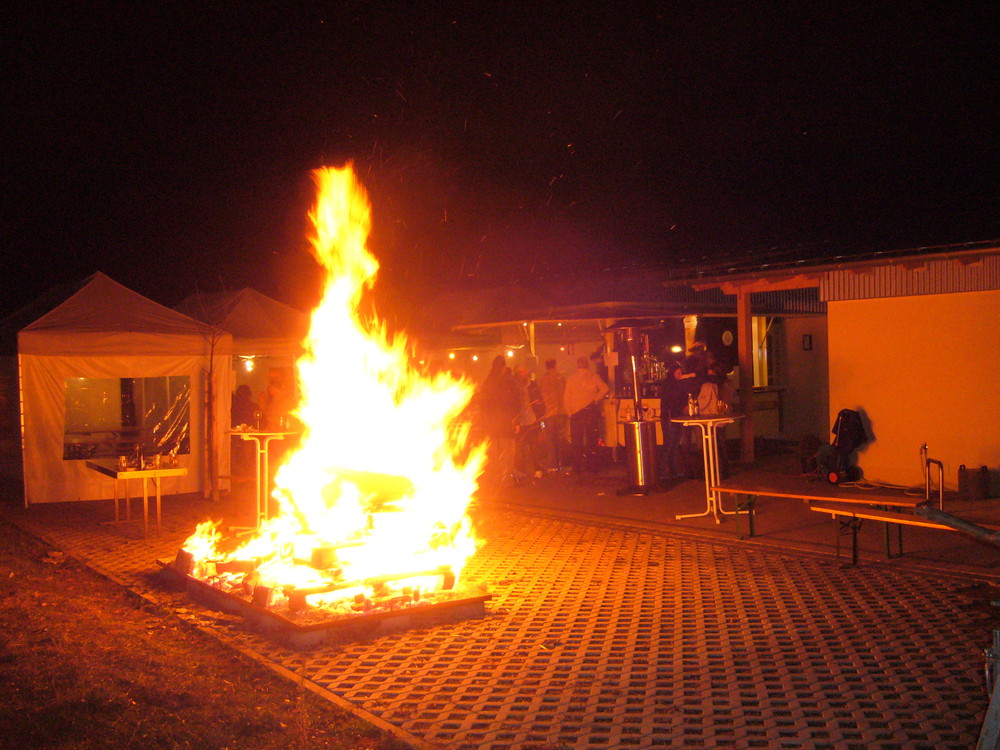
[[808, 503, 951, 530], [711, 469, 921, 508]]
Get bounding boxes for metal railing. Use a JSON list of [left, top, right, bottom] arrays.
[[926, 457, 944, 510]]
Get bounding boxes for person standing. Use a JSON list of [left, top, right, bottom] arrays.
[[229, 384, 258, 481], [257, 368, 296, 432], [697, 360, 735, 476], [513, 365, 545, 480], [538, 358, 568, 472], [563, 356, 609, 476], [659, 358, 690, 480], [230, 384, 257, 429], [477, 355, 521, 486], [659, 343, 709, 479]]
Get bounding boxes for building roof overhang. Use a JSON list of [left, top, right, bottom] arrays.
[[667, 240, 1000, 295]]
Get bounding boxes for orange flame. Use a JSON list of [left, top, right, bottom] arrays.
[[183, 164, 485, 608]]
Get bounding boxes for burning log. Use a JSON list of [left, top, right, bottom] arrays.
[[364, 566, 455, 594], [309, 546, 338, 570], [283, 565, 456, 612], [251, 583, 274, 608], [328, 468, 415, 505], [218, 559, 258, 575], [173, 548, 194, 575], [285, 583, 344, 612], [242, 570, 260, 597], [302, 541, 363, 570]]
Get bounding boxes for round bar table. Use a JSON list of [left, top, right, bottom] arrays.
[[230, 430, 298, 531], [670, 413, 743, 523]]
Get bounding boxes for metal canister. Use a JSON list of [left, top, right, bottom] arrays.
[[959, 464, 990, 501], [624, 420, 658, 489]]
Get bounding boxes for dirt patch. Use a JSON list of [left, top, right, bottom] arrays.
[[0, 516, 413, 750]]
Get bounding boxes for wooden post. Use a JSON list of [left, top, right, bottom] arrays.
[[737, 286, 755, 463], [203, 329, 224, 503]]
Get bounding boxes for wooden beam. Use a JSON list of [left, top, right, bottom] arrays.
[[694, 273, 821, 295], [736, 287, 755, 463]]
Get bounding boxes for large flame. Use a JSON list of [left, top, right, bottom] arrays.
[[183, 164, 485, 610]]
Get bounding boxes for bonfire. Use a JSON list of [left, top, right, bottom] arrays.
[[178, 164, 486, 618]]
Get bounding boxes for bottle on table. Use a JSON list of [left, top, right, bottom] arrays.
[[687, 393, 698, 416]]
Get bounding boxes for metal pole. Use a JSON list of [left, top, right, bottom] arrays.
[[626, 327, 644, 421], [736, 287, 755, 463], [914, 505, 1000, 547], [978, 630, 1000, 750]]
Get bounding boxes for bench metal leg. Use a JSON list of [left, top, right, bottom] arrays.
[[876, 502, 904, 559], [735, 494, 757, 539], [883, 522, 904, 558], [835, 517, 863, 566]]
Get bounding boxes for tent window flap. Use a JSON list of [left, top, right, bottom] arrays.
[[62, 376, 191, 460]]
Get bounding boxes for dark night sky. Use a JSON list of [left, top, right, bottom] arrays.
[[4, 2, 999, 322]]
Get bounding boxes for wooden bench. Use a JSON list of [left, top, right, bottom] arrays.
[[711, 469, 928, 562]]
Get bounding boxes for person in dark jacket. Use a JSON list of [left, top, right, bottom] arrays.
[[477, 355, 520, 485]]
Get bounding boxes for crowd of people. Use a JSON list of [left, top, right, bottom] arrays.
[[229, 348, 734, 490], [473, 342, 735, 487], [474, 353, 610, 486]]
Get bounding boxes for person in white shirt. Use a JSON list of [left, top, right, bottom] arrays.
[[563, 356, 609, 475]]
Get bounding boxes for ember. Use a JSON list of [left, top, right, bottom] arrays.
[[175, 164, 487, 626]]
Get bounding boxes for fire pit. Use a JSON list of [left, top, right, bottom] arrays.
[[169, 164, 490, 647], [159, 551, 489, 648]]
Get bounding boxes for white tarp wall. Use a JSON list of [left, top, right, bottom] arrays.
[[18, 273, 232, 505]]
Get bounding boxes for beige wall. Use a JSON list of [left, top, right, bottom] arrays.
[[828, 289, 1000, 489]]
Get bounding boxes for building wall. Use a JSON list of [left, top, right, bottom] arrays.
[[827, 289, 1000, 489], [780, 316, 830, 444]]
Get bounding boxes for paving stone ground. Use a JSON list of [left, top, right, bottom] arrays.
[[5, 480, 999, 749]]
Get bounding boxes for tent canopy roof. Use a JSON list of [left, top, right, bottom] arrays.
[[16, 272, 229, 357], [175, 288, 309, 357]]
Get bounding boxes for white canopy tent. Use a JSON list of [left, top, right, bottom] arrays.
[[174, 287, 308, 359], [175, 288, 309, 427], [17, 273, 232, 505]]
